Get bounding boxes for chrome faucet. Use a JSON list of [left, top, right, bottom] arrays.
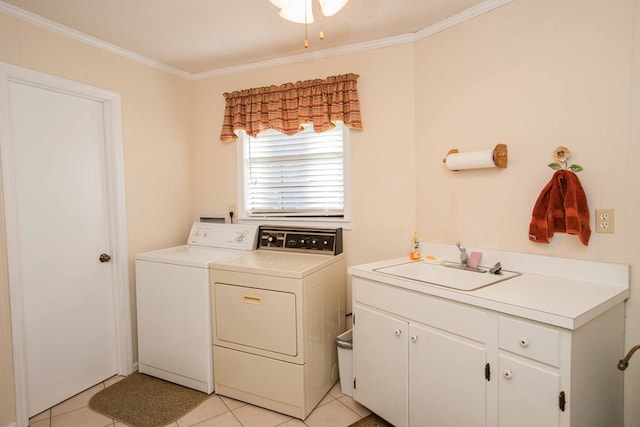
[[456, 242, 468, 266]]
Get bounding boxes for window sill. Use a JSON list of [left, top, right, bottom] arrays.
[[237, 216, 352, 230]]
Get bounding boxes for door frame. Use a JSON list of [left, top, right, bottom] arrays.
[[0, 62, 133, 426]]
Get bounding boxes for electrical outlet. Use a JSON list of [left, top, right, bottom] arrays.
[[595, 208, 614, 233]]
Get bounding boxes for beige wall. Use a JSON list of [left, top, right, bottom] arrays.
[[416, 0, 635, 257], [0, 11, 195, 425], [2, 0, 640, 425], [415, 0, 640, 424]]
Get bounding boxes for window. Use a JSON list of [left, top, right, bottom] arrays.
[[237, 122, 350, 226]]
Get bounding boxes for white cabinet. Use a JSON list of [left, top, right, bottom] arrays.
[[353, 278, 488, 427], [497, 315, 562, 427], [498, 353, 560, 427], [353, 304, 487, 427], [353, 305, 408, 427], [409, 322, 486, 427], [495, 308, 624, 427], [352, 276, 625, 427]]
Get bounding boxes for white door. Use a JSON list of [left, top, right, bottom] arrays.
[[353, 304, 409, 427], [498, 353, 561, 427], [409, 323, 487, 427], [7, 80, 118, 417]]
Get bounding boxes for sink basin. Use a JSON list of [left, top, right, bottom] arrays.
[[374, 261, 520, 291]]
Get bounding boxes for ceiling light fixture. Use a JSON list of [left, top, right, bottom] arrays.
[[270, 0, 349, 48]]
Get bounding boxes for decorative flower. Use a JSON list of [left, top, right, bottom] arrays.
[[549, 146, 583, 172], [553, 146, 571, 162]]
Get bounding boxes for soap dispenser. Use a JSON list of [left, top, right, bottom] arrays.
[[410, 231, 421, 261]]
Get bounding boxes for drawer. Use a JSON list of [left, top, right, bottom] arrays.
[[353, 277, 486, 343], [499, 316, 560, 367]]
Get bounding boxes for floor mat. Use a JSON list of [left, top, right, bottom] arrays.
[[88, 373, 208, 427], [348, 413, 394, 427]]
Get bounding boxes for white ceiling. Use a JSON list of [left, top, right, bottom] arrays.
[[1, 0, 496, 76]]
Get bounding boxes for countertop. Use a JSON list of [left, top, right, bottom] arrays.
[[348, 244, 629, 330]]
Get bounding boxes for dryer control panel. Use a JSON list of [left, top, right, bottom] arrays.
[[258, 226, 343, 255]]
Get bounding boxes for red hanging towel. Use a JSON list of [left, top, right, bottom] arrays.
[[528, 170, 591, 246]]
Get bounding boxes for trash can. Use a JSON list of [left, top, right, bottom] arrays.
[[336, 329, 353, 397]]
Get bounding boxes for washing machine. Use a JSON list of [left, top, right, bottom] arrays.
[[210, 225, 346, 419], [135, 222, 258, 394]]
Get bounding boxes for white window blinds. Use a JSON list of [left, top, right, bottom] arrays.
[[244, 122, 345, 217]]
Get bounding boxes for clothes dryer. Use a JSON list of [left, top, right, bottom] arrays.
[[135, 222, 258, 393], [210, 225, 346, 418]]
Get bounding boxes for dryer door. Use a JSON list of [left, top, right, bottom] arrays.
[[213, 282, 298, 356]]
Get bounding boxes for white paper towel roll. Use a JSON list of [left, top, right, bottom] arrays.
[[445, 149, 496, 170]]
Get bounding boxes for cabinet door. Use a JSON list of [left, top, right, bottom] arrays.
[[409, 323, 487, 427], [498, 353, 561, 427], [353, 304, 409, 427]]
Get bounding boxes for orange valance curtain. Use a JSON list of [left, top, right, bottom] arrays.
[[220, 73, 363, 142]]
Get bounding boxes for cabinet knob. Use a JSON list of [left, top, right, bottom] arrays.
[[411, 335, 418, 342], [519, 337, 529, 347], [503, 369, 513, 379], [394, 329, 402, 336]]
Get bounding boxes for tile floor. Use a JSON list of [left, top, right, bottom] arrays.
[[28, 376, 371, 427]]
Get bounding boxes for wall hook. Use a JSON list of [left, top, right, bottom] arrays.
[[548, 146, 583, 172]]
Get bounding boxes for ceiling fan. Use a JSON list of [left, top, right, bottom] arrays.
[[270, 0, 350, 47]]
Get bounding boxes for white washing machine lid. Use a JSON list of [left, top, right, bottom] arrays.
[[135, 222, 259, 268], [136, 245, 248, 268], [210, 250, 344, 278]]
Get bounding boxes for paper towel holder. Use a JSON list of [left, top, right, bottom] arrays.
[[442, 143, 508, 171]]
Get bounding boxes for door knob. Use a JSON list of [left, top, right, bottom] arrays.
[[99, 253, 111, 263]]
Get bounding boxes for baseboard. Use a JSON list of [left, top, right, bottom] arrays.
[[4, 421, 17, 427]]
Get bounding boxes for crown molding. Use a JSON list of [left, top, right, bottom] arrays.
[[191, 32, 415, 80], [0, 1, 191, 79], [193, 0, 513, 79], [414, 0, 513, 40], [1, 0, 512, 81]]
